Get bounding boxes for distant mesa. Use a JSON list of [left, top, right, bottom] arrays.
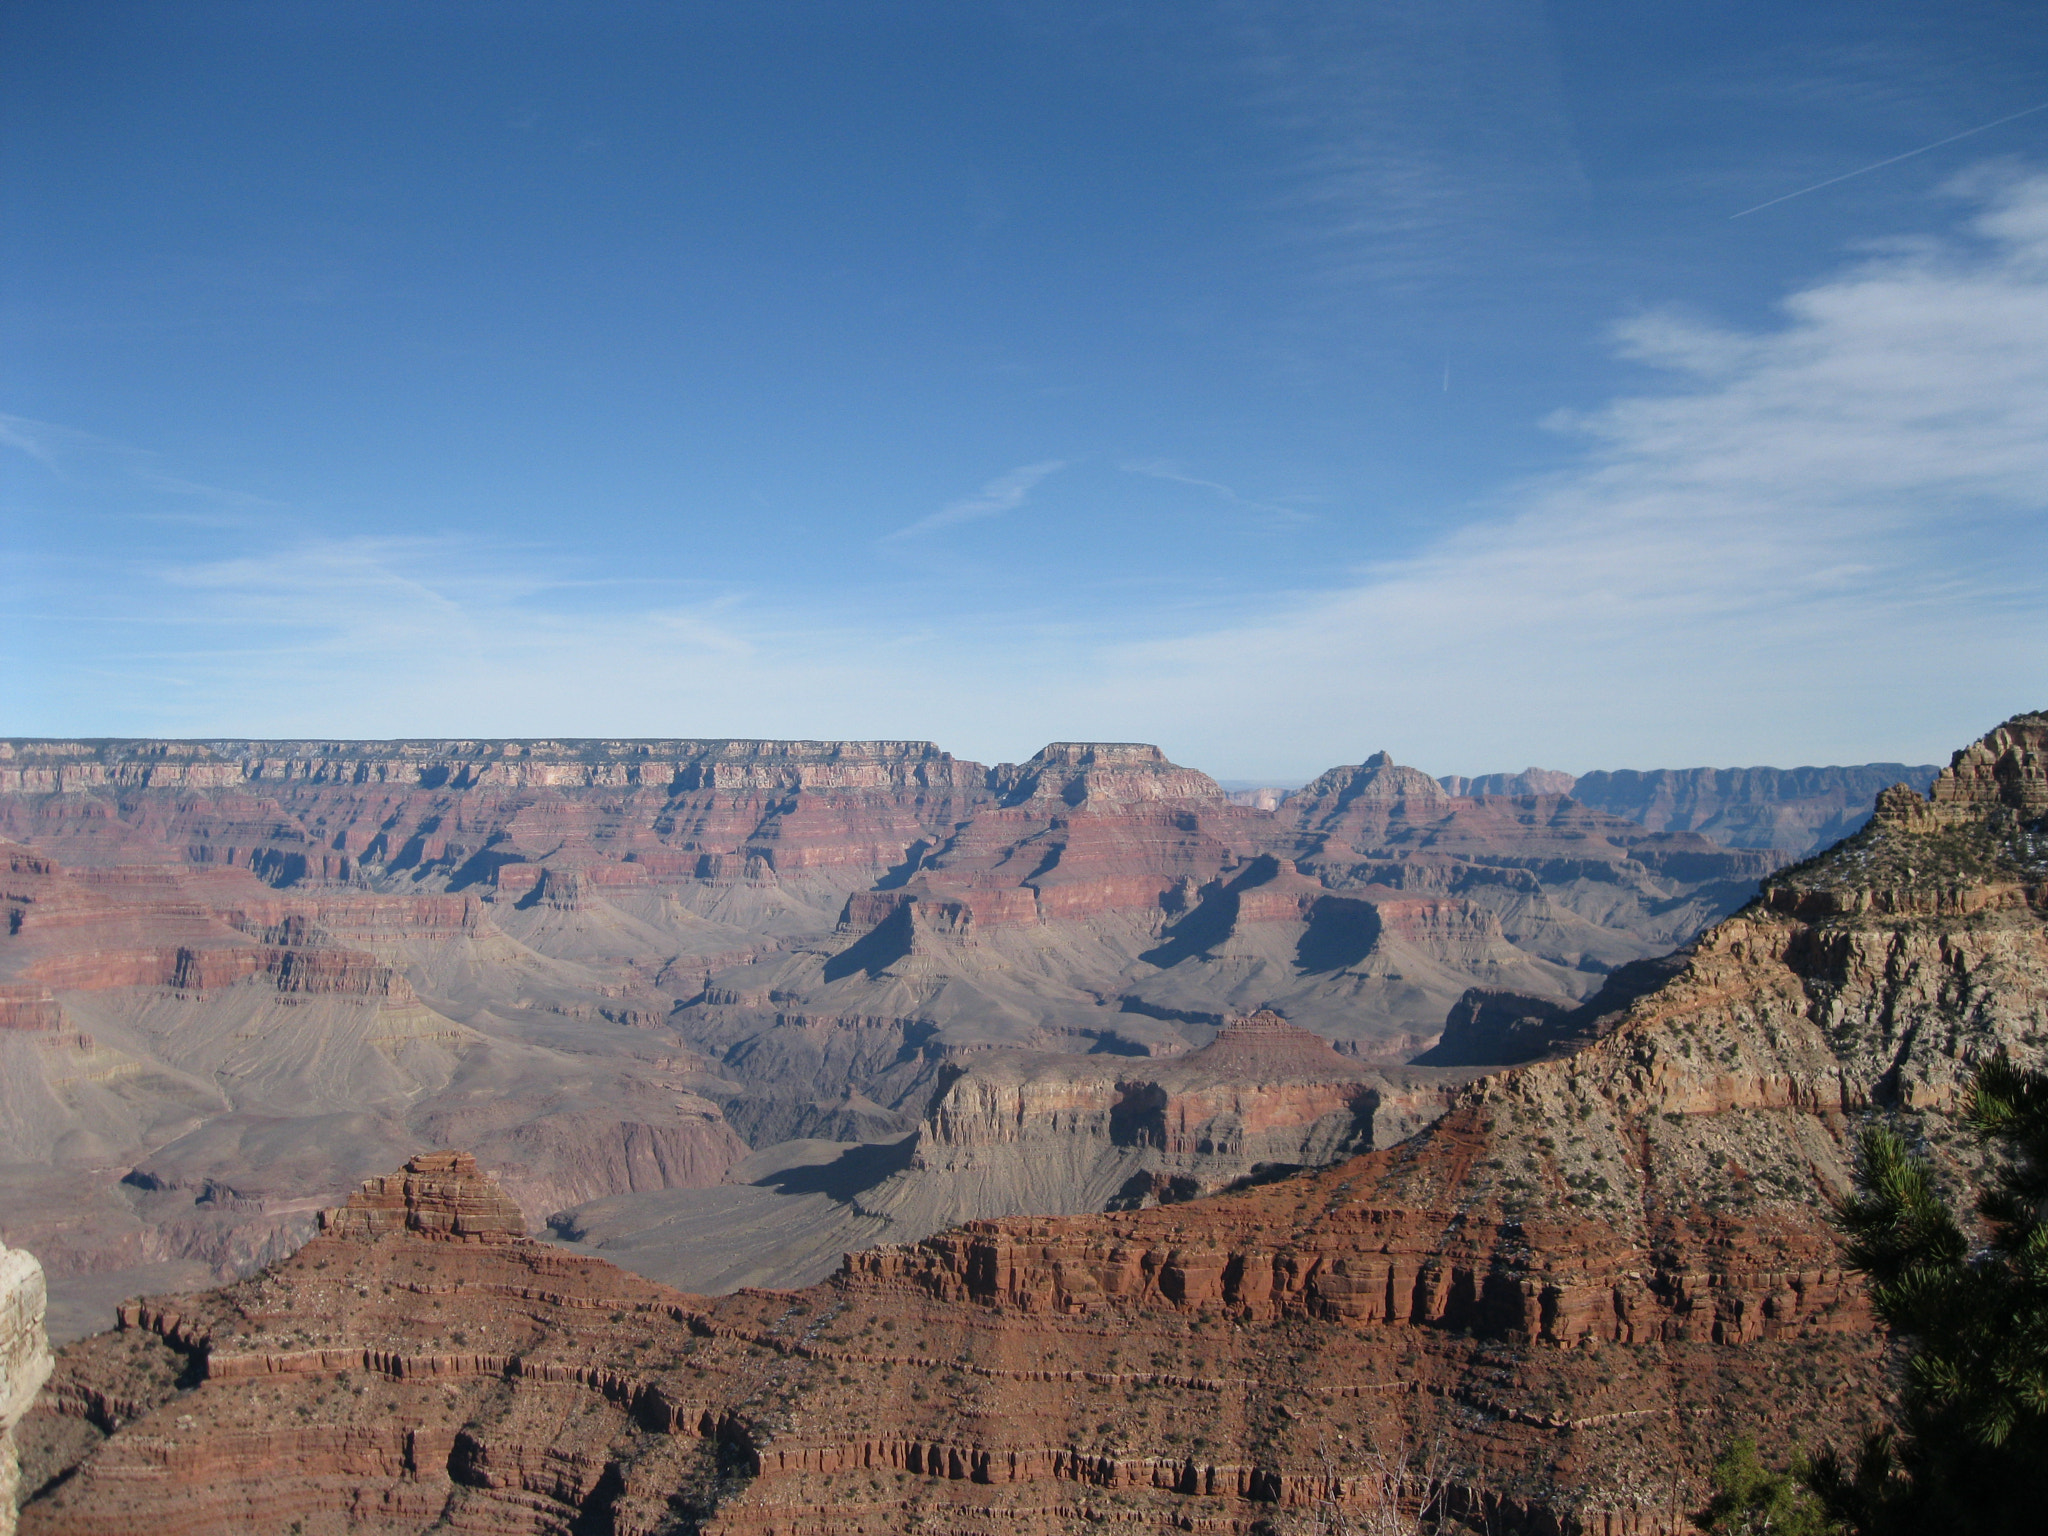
[[1437, 766, 1577, 798], [992, 742, 1224, 808], [1295, 749, 1451, 813], [1181, 1008, 1355, 1076]]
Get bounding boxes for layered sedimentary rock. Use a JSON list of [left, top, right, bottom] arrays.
[[858, 1011, 1455, 1227], [0, 836, 749, 1320], [1878, 710, 2047, 827], [22, 712, 2044, 1534], [0, 735, 1780, 1333], [1564, 761, 1942, 854], [318, 1152, 528, 1243], [1434, 761, 1944, 855], [1277, 752, 1781, 1006], [1437, 767, 1580, 799], [547, 1011, 1465, 1297]]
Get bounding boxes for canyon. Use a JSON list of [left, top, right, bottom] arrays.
[[9, 711, 2042, 1533], [1438, 763, 1938, 855], [0, 736, 1923, 1344]]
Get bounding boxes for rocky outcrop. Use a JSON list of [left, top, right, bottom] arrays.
[[0, 1242, 52, 1536], [1898, 709, 2048, 823], [990, 742, 1228, 808], [856, 1011, 1450, 1234], [0, 988, 61, 1032], [1419, 986, 1576, 1066], [318, 1151, 527, 1242]]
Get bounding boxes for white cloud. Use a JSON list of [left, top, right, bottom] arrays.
[[1076, 170, 2048, 775], [883, 460, 1066, 539], [1119, 461, 1310, 524], [0, 414, 80, 471]]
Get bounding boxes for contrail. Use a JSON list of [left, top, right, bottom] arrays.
[[1730, 100, 2048, 219]]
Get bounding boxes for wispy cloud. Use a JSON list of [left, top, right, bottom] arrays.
[[1081, 168, 2048, 773], [0, 411, 284, 512], [1120, 460, 1311, 524], [1234, 1, 1589, 296], [0, 414, 85, 472], [883, 460, 1066, 540]]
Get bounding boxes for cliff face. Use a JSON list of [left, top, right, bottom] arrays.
[[1431, 760, 1945, 855], [542, 1011, 1465, 1300], [854, 1012, 1455, 1233], [1280, 755, 1781, 995], [0, 1241, 52, 1536], [22, 714, 2044, 1535]]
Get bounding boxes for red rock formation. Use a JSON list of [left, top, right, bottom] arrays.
[[318, 1152, 527, 1243], [0, 987, 62, 1032], [1907, 708, 2047, 822], [14, 1103, 1884, 1534], [0, 835, 749, 1295], [1176, 1009, 1353, 1076], [13, 721, 2046, 1533]]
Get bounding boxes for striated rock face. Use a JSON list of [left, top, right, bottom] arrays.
[[991, 742, 1228, 808], [318, 1152, 527, 1243], [21, 711, 2048, 1534], [1297, 749, 1454, 815], [0, 835, 749, 1313], [1906, 709, 2048, 823], [857, 1010, 1455, 1236], [0, 1241, 52, 1536]]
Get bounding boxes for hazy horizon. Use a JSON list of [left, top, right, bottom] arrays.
[[0, 730, 1957, 792]]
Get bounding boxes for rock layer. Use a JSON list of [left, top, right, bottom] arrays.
[[319, 1152, 528, 1243]]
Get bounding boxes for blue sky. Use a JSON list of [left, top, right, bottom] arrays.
[[4, 1, 2047, 780]]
